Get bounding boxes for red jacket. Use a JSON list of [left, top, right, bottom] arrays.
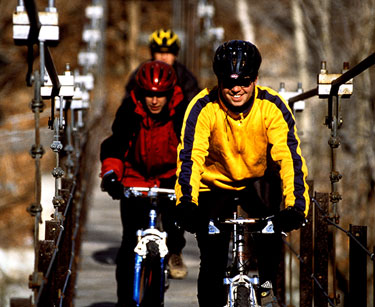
[[100, 85, 185, 188]]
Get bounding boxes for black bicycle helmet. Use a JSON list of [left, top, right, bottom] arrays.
[[149, 29, 180, 55], [213, 40, 262, 82]]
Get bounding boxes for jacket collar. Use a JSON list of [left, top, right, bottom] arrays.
[[218, 86, 256, 120]]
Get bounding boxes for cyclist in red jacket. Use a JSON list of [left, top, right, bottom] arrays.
[[100, 60, 187, 306]]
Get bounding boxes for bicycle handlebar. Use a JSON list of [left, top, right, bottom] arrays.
[[209, 216, 276, 235], [124, 186, 176, 201], [223, 217, 262, 225]]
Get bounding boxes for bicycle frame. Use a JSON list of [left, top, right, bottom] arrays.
[[209, 210, 275, 307], [124, 186, 175, 307]]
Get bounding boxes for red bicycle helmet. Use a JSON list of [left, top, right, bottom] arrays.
[[136, 60, 177, 93]]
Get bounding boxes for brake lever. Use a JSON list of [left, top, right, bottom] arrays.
[[208, 219, 220, 235], [261, 218, 287, 236], [261, 219, 275, 234]]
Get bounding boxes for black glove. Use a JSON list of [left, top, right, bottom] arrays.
[[175, 201, 199, 234], [272, 206, 306, 233], [100, 171, 124, 200]]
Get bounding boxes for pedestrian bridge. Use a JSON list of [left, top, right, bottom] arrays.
[[7, 0, 375, 306]]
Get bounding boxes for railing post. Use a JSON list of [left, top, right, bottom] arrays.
[[11, 0, 105, 305], [349, 225, 367, 306], [36, 239, 55, 305], [313, 192, 329, 306], [9, 297, 32, 307], [300, 180, 314, 307]]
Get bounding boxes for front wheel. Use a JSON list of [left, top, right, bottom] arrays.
[[138, 241, 164, 307], [234, 284, 250, 307]]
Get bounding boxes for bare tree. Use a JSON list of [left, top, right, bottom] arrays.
[[236, 0, 255, 42]]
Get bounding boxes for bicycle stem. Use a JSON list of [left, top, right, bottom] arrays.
[[236, 220, 246, 274], [233, 212, 237, 261], [149, 208, 157, 228]]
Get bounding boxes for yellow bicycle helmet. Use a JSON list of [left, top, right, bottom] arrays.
[[149, 29, 180, 55]]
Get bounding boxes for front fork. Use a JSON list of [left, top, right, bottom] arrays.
[[132, 227, 168, 306], [224, 274, 260, 307], [132, 254, 166, 306], [133, 253, 143, 305], [160, 257, 166, 304]]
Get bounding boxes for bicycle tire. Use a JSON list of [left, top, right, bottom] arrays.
[[138, 241, 164, 307], [234, 284, 250, 307]]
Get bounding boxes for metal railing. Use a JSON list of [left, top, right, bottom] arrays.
[[283, 53, 375, 306], [10, 0, 106, 306]]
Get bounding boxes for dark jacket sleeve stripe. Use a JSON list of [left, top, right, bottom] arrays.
[[178, 95, 210, 202], [260, 89, 307, 212]]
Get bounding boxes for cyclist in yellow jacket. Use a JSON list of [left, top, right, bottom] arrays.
[[175, 40, 309, 307]]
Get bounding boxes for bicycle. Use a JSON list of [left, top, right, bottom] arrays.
[[124, 186, 176, 307], [208, 203, 276, 307]]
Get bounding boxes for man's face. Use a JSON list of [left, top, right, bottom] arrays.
[[154, 52, 176, 66], [220, 77, 257, 108], [144, 95, 168, 114]]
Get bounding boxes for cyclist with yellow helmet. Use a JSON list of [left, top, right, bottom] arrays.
[[149, 28, 180, 59], [125, 29, 200, 110]]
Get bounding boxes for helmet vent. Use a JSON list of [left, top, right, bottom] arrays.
[[135, 60, 177, 93], [213, 40, 262, 81]]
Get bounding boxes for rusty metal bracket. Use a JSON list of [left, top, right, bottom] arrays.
[[45, 220, 61, 242], [28, 271, 44, 290], [52, 195, 65, 208], [10, 296, 33, 307], [51, 166, 64, 179], [27, 202, 42, 217], [328, 136, 340, 148], [318, 61, 353, 98], [329, 171, 342, 183], [37, 240, 56, 275], [30, 144, 45, 159]]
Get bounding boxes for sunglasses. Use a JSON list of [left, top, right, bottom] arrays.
[[144, 90, 170, 98], [221, 77, 252, 89]]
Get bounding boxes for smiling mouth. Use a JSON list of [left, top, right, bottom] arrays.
[[231, 94, 243, 101]]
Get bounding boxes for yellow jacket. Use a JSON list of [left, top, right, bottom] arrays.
[[175, 86, 309, 216]]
